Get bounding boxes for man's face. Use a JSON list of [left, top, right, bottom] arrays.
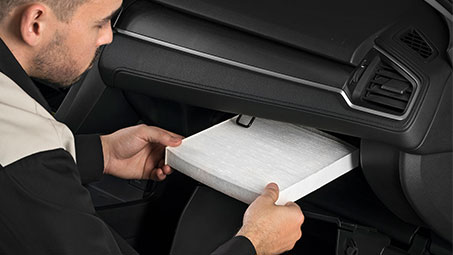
[[32, 0, 122, 86]]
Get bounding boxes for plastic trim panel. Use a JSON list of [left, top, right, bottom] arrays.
[[115, 28, 420, 121]]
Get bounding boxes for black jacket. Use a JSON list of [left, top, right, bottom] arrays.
[[0, 38, 255, 255]]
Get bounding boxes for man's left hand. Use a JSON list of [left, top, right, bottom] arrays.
[[100, 125, 183, 181]]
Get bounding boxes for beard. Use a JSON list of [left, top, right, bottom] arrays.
[[32, 31, 101, 88]]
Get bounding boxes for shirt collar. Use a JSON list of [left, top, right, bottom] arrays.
[[0, 38, 51, 112]]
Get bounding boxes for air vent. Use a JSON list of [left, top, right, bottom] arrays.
[[362, 62, 413, 113], [400, 29, 434, 59]]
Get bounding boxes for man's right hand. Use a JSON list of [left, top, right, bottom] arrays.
[[237, 183, 304, 255]]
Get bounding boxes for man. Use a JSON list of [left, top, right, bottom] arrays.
[[0, 0, 304, 254]]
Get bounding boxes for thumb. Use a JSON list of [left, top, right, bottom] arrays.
[[260, 183, 279, 203], [142, 126, 182, 147]]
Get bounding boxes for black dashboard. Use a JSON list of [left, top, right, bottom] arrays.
[[96, 0, 452, 245]]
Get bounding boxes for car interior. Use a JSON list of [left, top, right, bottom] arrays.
[[35, 0, 452, 254]]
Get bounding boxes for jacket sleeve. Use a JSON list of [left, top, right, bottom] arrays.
[[75, 134, 105, 184], [0, 149, 124, 255], [211, 236, 256, 255]]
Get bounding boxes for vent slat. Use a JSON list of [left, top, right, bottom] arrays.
[[366, 87, 410, 102], [363, 94, 407, 111], [361, 58, 413, 114], [375, 69, 406, 81]]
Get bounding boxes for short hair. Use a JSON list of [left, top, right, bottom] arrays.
[[0, 0, 88, 22]]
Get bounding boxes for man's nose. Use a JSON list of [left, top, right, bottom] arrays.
[[96, 22, 113, 47]]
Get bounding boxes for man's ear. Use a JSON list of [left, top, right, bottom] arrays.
[[20, 4, 49, 47]]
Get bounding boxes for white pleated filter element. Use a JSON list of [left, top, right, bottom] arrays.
[[166, 116, 359, 205]]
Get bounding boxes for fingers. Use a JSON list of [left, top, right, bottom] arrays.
[[285, 202, 305, 226], [139, 125, 183, 147], [162, 165, 173, 175], [260, 183, 279, 203], [156, 168, 167, 180], [148, 166, 174, 181], [142, 144, 174, 181], [148, 168, 164, 180], [157, 159, 173, 175]]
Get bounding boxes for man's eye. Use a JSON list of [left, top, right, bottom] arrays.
[[96, 21, 110, 29]]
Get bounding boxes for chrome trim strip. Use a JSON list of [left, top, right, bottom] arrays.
[[374, 46, 420, 120], [115, 28, 419, 121], [112, 7, 124, 28], [116, 29, 338, 93], [424, 0, 453, 22]]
